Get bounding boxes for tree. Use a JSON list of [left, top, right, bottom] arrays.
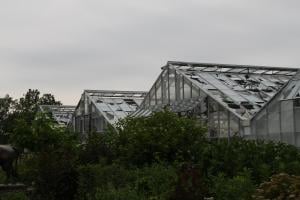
[[0, 95, 16, 142], [110, 110, 207, 166], [11, 114, 79, 200], [39, 93, 61, 106], [14, 89, 41, 124], [14, 89, 61, 124]]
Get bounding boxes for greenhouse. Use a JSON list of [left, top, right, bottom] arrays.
[[72, 90, 147, 135], [134, 61, 300, 147], [38, 105, 76, 126]]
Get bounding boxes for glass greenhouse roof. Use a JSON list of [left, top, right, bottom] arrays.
[[85, 90, 147, 125], [169, 61, 299, 119], [134, 61, 300, 120], [39, 105, 76, 125]]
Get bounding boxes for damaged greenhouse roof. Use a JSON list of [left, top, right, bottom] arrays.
[[39, 105, 76, 125], [136, 61, 300, 120], [84, 90, 147, 125], [169, 61, 299, 120]]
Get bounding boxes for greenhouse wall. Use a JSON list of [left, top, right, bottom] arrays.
[[251, 96, 300, 147], [140, 66, 244, 139]]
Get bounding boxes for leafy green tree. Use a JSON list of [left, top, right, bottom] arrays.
[[14, 89, 61, 124], [79, 132, 114, 165], [0, 95, 17, 142], [211, 170, 255, 200], [39, 93, 61, 106], [11, 114, 79, 200], [110, 110, 207, 166]]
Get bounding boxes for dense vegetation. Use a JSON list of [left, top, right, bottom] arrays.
[[1, 90, 300, 200]]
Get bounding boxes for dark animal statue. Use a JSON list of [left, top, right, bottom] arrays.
[[0, 145, 19, 183]]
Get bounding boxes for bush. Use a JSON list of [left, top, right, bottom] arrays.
[[79, 132, 114, 165], [200, 138, 300, 184], [111, 110, 207, 166], [92, 186, 142, 200], [32, 143, 79, 200], [76, 163, 177, 200], [76, 164, 134, 200], [169, 163, 209, 200], [252, 173, 300, 199], [211, 170, 255, 200], [0, 170, 6, 184], [0, 192, 29, 200], [10, 114, 79, 200]]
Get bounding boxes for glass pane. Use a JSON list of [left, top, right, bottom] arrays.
[[184, 78, 191, 99], [192, 83, 200, 98], [295, 104, 300, 132], [208, 98, 219, 138], [219, 106, 228, 138], [267, 101, 280, 141], [169, 69, 176, 102], [281, 100, 294, 133], [229, 113, 239, 137], [162, 69, 169, 104], [255, 110, 267, 139], [156, 77, 162, 104], [176, 73, 183, 101], [149, 87, 156, 106]]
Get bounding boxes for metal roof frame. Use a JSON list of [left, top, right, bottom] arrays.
[[165, 61, 299, 76]]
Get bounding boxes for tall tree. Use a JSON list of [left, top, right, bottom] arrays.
[[15, 89, 41, 124], [39, 93, 61, 106], [15, 89, 61, 124], [0, 95, 16, 142]]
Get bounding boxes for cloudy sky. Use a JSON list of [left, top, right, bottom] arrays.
[[1, 0, 300, 104]]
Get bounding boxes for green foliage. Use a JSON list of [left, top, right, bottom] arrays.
[[76, 164, 133, 200], [7, 89, 61, 127], [0, 95, 16, 142], [0, 89, 62, 143], [0, 192, 29, 200], [33, 137, 78, 199], [253, 173, 300, 200], [10, 113, 78, 152], [92, 186, 142, 200], [133, 164, 177, 199], [38, 93, 61, 106], [79, 132, 114, 165], [111, 110, 207, 166], [3, 101, 300, 200], [77, 163, 177, 200], [9, 114, 79, 200], [0, 170, 6, 184], [211, 170, 255, 200], [200, 138, 300, 185]]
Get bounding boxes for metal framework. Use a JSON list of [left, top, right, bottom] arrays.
[[39, 105, 76, 126], [135, 61, 300, 146], [73, 90, 147, 134]]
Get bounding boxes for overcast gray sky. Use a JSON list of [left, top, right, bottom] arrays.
[[1, 0, 300, 104]]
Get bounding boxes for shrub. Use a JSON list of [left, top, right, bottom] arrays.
[[201, 138, 300, 184], [92, 186, 142, 200], [79, 131, 114, 165], [211, 170, 255, 200], [252, 173, 300, 199], [76, 163, 177, 200], [0, 192, 29, 200], [10, 114, 79, 200], [76, 164, 134, 200], [111, 110, 207, 166], [169, 163, 209, 200]]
